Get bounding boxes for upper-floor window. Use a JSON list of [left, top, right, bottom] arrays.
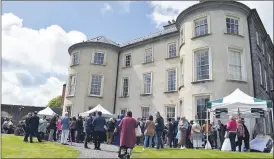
[[268, 53, 271, 65], [93, 52, 105, 65], [270, 78, 274, 91], [143, 72, 152, 94], [259, 61, 263, 85], [228, 49, 242, 81], [226, 17, 239, 34], [90, 75, 104, 96], [167, 69, 177, 91], [194, 17, 208, 37], [194, 49, 210, 81], [68, 75, 77, 96], [144, 48, 153, 63], [124, 54, 131, 67], [122, 77, 129, 97], [264, 69, 268, 91], [256, 32, 260, 46], [168, 43, 177, 58], [72, 53, 79, 65]]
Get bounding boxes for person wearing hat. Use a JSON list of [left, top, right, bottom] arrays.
[[29, 111, 42, 143]]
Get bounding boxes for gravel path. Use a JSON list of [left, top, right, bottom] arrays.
[[67, 142, 119, 158]]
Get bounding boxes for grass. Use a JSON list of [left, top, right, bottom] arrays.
[[1, 134, 80, 158], [132, 146, 273, 158]]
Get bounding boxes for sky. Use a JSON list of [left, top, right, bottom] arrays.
[[2, 1, 273, 106]]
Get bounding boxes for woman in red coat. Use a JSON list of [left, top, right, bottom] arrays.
[[119, 111, 138, 148]]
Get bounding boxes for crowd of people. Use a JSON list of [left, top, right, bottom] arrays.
[[2, 110, 262, 156]]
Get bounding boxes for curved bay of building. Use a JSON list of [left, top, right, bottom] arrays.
[[62, 1, 272, 128]]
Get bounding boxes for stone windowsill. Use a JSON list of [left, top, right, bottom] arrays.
[[142, 61, 154, 65], [140, 93, 152, 96], [66, 95, 75, 98], [164, 90, 178, 94], [119, 96, 129, 98], [121, 65, 132, 69], [224, 32, 244, 38], [88, 95, 103, 98], [165, 56, 179, 60], [191, 79, 213, 84], [191, 33, 212, 40], [90, 62, 107, 66], [226, 79, 247, 84]]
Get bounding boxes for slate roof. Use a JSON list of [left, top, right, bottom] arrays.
[[86, 25, 178, 48]]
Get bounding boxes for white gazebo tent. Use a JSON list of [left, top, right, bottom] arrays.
[[205, 88, 273, 149], [79, 104, 114, 118], [38, 107, 56, 118]]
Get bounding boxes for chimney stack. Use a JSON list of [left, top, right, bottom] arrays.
[[61, 84, 66, 107]]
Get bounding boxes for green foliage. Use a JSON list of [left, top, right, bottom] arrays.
[[47, 95, 62, 108]]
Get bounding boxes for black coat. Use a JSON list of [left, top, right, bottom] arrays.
[[85, 117, 93, 133], [173, 120, 179, 134], [76, 119, 83, 131], [218, 124, 226, 139], [155, 116, 164, 131], [243, 124, 250, 137], [29, 116, 39, 131], [48, 117, 57, 129]]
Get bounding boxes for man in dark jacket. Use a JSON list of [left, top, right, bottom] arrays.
[[173, 117, 180, 148], [155, 112, 164, 149], [84, 113, 93, 149], [76, 116, 84, 143], [167, 118, 174, 148], [92, 111, 107, 150], [242, 119, 250, 151], [29, 111, 41, 143], [217, 120, 226, 149], [23, 113, 32, 142]]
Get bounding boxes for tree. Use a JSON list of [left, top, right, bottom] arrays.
[[47, 95, 62, 108]]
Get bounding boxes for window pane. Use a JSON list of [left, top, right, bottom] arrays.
[[168, 69, 176, 91], [226, 18, 239, 34], [143, 73, 152, 94], [94, 53, 105, 64], [195, 50, 209, 81], [90, 75, 103, 95], [194, 18, 208, 36], [168, 43, 176, 58], [141, 107, 150, 118], [123, 78, 129, 96], [145, 48, 152, 63], [166, 107, 175, 120], [229, 50, 242, 80], [196, 97, 210, 125], [125, 55, 131, 67]]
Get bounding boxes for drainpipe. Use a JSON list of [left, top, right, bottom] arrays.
[[113, 51, 120, 114], [247, 11, 257, 98]]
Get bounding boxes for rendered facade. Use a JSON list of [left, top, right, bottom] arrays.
[[62, 1, 274, 129]]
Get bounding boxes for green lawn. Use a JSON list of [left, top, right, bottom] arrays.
[[132, 146, 273, 158], [1, 134, 80, 158]]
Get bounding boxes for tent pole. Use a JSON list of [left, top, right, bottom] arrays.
[[206, 108, 209, 147]]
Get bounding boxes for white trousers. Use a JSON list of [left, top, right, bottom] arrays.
[[61, 130, 69, 144]]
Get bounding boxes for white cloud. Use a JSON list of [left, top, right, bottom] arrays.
[[2, 13, 87, 106], [148, 1, 273, 40], [101, 3, 112, 16]]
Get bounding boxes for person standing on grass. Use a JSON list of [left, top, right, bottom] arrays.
[[29, 111, 42, 143], [60, 112, 70, 145], [38, 116, 47, 141], [76, 116, 84, 143], [226, 116, 237, 151], [48, 115, 57, 141], [84, 113, 94, 149], [56, 116, 62, 142], [177, 117, 188, 149], [92, 111, 107, 150], [167, 118, 174, 148], [143, 115, 155, 150], [202, 121, 213, 147], [155, 111, 164, 150], [217, 120, 226, 149], [242, 120, 250, 151], [236, 119, 245, 152], [23, 113, 32, 142], [173, 117, 180, 148]]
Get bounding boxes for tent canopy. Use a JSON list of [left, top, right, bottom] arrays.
[[207, 89, 272, 112], [38, 107, 56, 117], [79, 104, 113, 117]]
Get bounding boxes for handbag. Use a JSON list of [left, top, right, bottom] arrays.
[[135, 125, 142, 137]]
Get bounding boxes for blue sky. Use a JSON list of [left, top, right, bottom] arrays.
[[2, 1, 273, 106], [2, 1, 158, 43]]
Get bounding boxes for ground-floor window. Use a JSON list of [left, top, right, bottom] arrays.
[[141, 107, 150, 119], [166, 106, 175, 121], [66, 106, 72, 117], [120, 108, 127, 115], [195, 96, 210, 125]]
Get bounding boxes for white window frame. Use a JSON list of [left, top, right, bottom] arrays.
[[193, 47, 212, 82], [256, 31, 260, 46], [270, 77, 273, 91], [262, 43, 265, 55], [141, 107, 150, 119], [165, 105, 176, 121], [226, 16, 239, 35], [166, 68, 177, 92], [167, 42, 177, 58], [194, 95, 211, 124], [121, 77, 130, 97], [259, 61, 263, 85], [264, 69, 268, 91], [144, 47, 153, 63], [193, 15, 210, 37], [120, 108, 128, 115], [228, 48, 244, 81], [268, 53, 271, 65], [124, 53, 131, 67], [68, 75, 77, 96], [65, 106, 72, 117], [91, 50, 106, 65], [89, 74, 104, 97], [71, 52, 80, 66], [142, 72, 152, 95]]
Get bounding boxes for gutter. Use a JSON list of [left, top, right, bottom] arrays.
[[113, 52, 120, 114], [247, 11, 257, 98]]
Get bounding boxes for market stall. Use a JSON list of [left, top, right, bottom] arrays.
[[37, 107, 56, 118], [79, 104, 115, 118]]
